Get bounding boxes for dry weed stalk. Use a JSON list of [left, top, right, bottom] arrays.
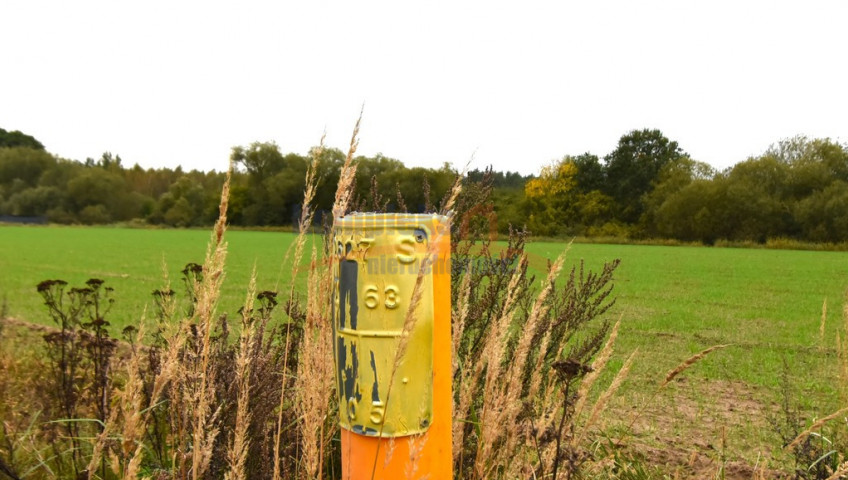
[[825, 461, 848, 480], [108, 166, 234, 480], [473, 251, 567, 478], [86, 392, 117, 479], [541, 319, 622, 480], [571, 320, 620, 424], [439, 171, 464, 218], [292, 118, 364, 479], [188, 166, 232, 480], [86, 322, 147, 480], [453, 252, 525, 468], [287, 134, 324, 297], [451, 271, 472, 381], [618, 342, 729, 451], [271, 326, 293, 480], [294, 246, 335, 479], [450, 271, 473, 459], [752, 455, 768, 480], [404, 433, 428, 479], [224, 271, 257, 480], [660, 344, 729, 389], [501, 254, 567, 460], [573, 348, 637, 448], [274, 133, 325, 296], [160, 289, 194, 475], [332, 109, 362, 220], [117, 323, 148, 480], [786, 406, 848, 451], [448, 172, 620, 479], [821, 298, 828, 347], [273, 132, 325, 480]]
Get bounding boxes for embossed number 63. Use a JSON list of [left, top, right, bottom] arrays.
[[364, 285, 399, 309]]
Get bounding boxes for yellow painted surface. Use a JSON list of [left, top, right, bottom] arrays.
[[333, 213, 452, 479]]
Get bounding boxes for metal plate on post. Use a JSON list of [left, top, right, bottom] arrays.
[[333, 214, 445, 437]]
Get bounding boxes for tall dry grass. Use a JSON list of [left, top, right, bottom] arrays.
[[447, 170, 629, 479], [224, 271, 257, 480], [293, 246, 335, 479], [80, 123, 344, 480], [840, 292, 848, 407], [189, 167, 231, 480]]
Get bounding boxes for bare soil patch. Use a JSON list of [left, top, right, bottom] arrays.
[[605, 377, 794, 478]]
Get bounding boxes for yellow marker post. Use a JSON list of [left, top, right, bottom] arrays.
[[333, 213, 452, 479]]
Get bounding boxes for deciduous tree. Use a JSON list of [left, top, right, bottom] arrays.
[[603, 129, 685, 223]]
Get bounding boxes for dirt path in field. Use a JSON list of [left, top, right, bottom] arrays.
[[1, 316, 59, 334], [605, 377, 794, 479]]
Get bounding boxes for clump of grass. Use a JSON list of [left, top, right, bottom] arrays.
[[89, 321, 147, 480], [82, 158, 315, 479], [769, 301, 848, 480], [0, 324, 43, 480], [447, 169, 626, 479], [801, 299, 848, 480], [290, 121, 355, 480], [33, 277, 119, 478], [224, 271, 257, 480], [786, 407, 848, 452]]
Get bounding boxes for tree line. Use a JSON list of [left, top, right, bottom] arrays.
[[519, 130, 848, 244], [0, 130, 460, 228], [1, 127, 846, 243]]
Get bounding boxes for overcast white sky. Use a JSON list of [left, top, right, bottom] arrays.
[[2, 1, 846, 175]]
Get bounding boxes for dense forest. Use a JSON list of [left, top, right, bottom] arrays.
[[1, 127, 847, 244]]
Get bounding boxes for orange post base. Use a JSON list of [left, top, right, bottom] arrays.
[[340, 419, 452, 479]]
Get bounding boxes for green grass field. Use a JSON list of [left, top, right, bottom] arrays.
[[2, 224, 847, 469], [524, 241, 848, 467], [0, 225, 309, 329], [524, 242, 848, 386], [2, 225, 846, 389]]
